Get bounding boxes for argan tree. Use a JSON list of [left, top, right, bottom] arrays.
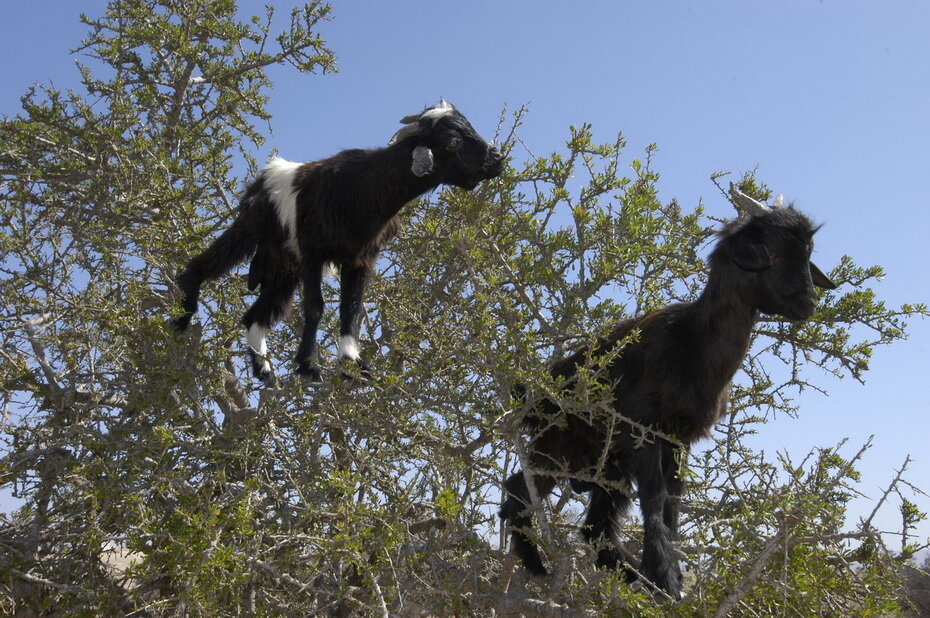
[[1, 2, 926, 616]]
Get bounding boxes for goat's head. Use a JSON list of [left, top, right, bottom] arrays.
[[390, 99, 503, 189], [717, 184, 837, 320]]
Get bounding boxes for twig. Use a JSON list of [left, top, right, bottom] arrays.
[[12, 569, 84, 595], [497, 592, 592, 617], [712, 528, 789, 618]]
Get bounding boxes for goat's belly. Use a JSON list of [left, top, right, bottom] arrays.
[[310, 230, 386, 267], [660, 404, 721, 443]]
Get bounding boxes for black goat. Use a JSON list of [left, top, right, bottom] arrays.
[[500, 185, 837, 599], [172, 100, 503, 381]]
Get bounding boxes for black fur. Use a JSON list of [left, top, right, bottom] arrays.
[[501, 206, 837, 599], [172, 101, 503, 381]]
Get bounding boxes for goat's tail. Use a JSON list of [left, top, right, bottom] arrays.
[[171, 181, 269, 331]]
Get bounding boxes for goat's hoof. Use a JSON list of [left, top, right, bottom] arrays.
[[646, 567, 682, 601], [250, 357, 273, 382], [248, 350, 272, 381], [512, 551, 548, 576], [339, 358, 372, 382], [592, 547, 639, 583], [170, 314, 192, 332], [595, 549, 621, 571], [524, 561, 548, 577], [510, 539, 548, 577], [296, 362, 322, 383], [620, 564, 638, 584]]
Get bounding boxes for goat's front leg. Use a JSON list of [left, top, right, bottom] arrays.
[[337, 263, 371, 377], [636, 445, 682, 600], [662, 443, 684, 542], [295, 258, 325, 382]]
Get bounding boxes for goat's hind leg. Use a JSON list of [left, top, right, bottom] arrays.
[[242, 255, 299, 381], [500, 471, 556, 576], [172, 216, 257, 332], [173, 267, 203, 332]]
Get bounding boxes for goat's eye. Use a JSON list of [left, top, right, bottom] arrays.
[[445, 136, 462, 151]]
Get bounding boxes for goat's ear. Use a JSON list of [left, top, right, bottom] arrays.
[[809, 261, 837, 289], [411, 145, 434, 177], [730, 233, 772, 272]]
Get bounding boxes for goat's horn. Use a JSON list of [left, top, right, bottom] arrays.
[[728, 183, 772, 217], [389, 123, 420, 145], [391, 99, 457, 145], [393, 108, 426, 143]]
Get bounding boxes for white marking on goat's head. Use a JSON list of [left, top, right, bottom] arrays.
[[418, 98, 456, 122], [389, 99, 457, 145], [264, 157, 302, 252]]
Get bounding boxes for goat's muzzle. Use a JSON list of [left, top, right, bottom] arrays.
[[783, 295, 817, 321], [483, 146, 504, 179]]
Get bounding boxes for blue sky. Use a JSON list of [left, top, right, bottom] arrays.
[[2, 2, 928, 546]]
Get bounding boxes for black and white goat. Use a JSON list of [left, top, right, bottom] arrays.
[[172, 100, 503, 381], [500, 185, 837, 599]]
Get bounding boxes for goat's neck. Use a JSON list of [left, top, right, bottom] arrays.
[[371, 143, 442, 219], [691, 273, 757, 382]]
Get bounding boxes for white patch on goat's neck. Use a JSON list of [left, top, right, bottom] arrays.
[[338, 334, 361, 361], [264, 157, 302, 255], [247, 324, 271, 373]]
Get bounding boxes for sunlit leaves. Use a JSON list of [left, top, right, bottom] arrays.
[[1, 2, 926, 615]]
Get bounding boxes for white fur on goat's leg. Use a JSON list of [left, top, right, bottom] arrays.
[[322, 261, 338, 279], [338, 334, 361, 361], [247, 323, 272, 376]]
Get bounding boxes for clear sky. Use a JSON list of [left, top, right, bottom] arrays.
[[2, 1, 928, 546]]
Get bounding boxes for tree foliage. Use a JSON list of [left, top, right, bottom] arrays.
[[1, 2, 926, 616]]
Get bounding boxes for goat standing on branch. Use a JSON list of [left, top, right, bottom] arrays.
[[172, 100, 503, 381], [500, 184, 837, 599]]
